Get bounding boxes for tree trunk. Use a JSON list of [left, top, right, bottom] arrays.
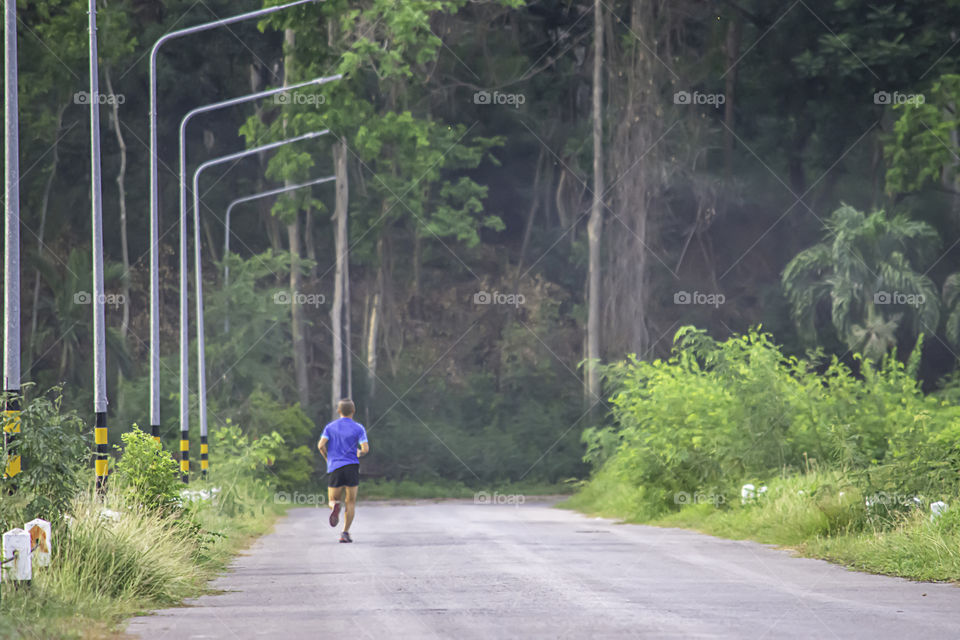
[[283, 28, 311, 411], [203, 216, 219, 265], [585, 0, 604, 405], [722, 11, 742, 179], [250, 62, 282, 257], [288, 218, 310, 409], [518, 145, 545, 276], [343, 220, 352, 399], [366, 236, 384, 402], [331, 139, 349, 418], [555, 168, 570, 229], [305, 203, 318, 279], [28, 102, 67, 363], [106, 66, 131, 413]]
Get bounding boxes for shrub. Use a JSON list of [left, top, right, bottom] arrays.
[[0, 385, 88, 529], [243, 390, 314, 489], [583, 326, 960, 520], [208, 424, 284, 516], [112, 426, 182, 513]]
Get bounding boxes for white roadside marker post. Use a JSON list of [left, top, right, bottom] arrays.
[[25, 518, 51, 568], [2, 528, 31, 583]]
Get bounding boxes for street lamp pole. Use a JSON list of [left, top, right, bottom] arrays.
[[88, 0, 109, 490], [222, 175, 336, 332], [177, 77, 339, 482], [149, 0, 320, 447], [3, 0, 21, 483], [189, 130, 329, 480]]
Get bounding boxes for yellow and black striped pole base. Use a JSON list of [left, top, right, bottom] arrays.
[[180, 431, 189, 483], [200, 434, 208, 478], [95, 412, 108, 492], [151, 424, 161, 445], [3, 392, 21, 482]]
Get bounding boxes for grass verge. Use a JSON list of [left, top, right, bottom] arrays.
[[564, 469, 960, 582], [0, 485, 284, 640]]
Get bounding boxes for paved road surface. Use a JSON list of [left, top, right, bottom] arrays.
[[127, 500, 960, 639]]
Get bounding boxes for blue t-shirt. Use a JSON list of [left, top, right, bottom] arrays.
[[320, 417, 368, 473]]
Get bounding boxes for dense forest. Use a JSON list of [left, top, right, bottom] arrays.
[[7, 0, 960, 488]]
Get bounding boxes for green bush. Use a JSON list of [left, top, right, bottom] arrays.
[[0, 385, 88, 530], [208, 424, 284, 516], [112, 426, 182, 513], [243, 390, 315, 489], [582, 326, 960, 520]]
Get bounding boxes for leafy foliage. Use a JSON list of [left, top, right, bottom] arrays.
[[885, 74, 960, 195], [0, 386, 89, 528], [208, 424, 285, 517], [242, 390, 315, 489], [782, 204, 940, 361], [583, 326, 960, 519], [112, 427, 182, 513]]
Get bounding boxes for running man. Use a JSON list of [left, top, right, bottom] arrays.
[[318, 398, 369, 543]]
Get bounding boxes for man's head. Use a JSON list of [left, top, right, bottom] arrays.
[[337, 398, 355, 417]]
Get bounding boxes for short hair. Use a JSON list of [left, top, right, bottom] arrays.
[[337, 398, 355, 416]]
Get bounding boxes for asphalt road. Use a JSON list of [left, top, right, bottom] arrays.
[[126, 499, 960, 639]]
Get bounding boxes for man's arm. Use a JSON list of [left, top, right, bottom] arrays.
[[357, 441, 369, 457], [318, 435, 329, 461]]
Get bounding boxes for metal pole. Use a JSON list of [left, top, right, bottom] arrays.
[[222, 175, 336, 333], [89, 0, 109, 490], [177, 77, 339, 482], [149, 0, 321, 448], [3, 0, 21, 483], [191, 130, 329, 476]]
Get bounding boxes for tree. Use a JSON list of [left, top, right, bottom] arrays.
[[782, 204, 940, 361], [254, 0, 511, 416], [282, 27, 312, 412], [585, 0, 603, 405], [885, 74, 960, 205]]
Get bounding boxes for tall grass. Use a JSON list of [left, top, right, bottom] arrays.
[[52, 498, 206, 604], [567, 468, 960, 582], [805, 505, 960, 581], [1, 493, 202, 639], [0, 479, 282, 639]]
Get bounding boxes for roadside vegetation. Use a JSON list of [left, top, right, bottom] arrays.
[[361, 479, 571, 500], [0, 393, 287, 640], [566, 326, 960, 582]]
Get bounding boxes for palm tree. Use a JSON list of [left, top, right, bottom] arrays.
[[782, 204, 940, 361]]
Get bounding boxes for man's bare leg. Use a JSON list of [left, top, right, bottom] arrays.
[[328, 486, 343, 510], [328, 486, 343, 527], [343, 485, 358, 532]]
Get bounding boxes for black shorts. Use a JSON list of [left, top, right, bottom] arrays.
[[328, 463, 360, 488]]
